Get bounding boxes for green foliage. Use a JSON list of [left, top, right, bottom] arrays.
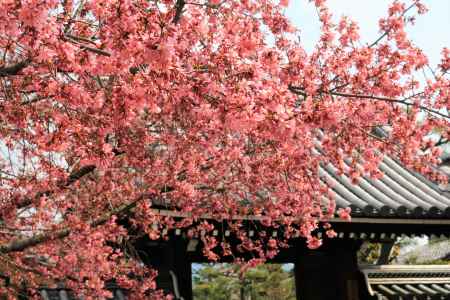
[[358, 242, 381, 264], [403, 255, 450, 265], [428, 236, 448, 244], [358, 238, 421, 265], [193, 263, 296, 300], [420, 259, 450, 265]]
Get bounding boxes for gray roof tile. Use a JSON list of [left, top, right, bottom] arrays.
[[325, 156, 450, 218], [361, 265, 450, 299]]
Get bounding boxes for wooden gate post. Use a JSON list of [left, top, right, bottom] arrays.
[[294, 239, 363, 300], [144, 237, 193, 300]]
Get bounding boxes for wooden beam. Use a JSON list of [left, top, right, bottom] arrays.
[[149, 208, 450, 225]]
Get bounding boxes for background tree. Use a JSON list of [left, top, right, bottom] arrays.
[[0, 0, 448, 298], [358, 238, 420, 264], [193, 263, 296, 300]]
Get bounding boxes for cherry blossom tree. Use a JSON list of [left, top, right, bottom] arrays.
[[0, 0, 448, 298]]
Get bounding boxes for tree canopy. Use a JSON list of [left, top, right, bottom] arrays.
[[0, 0, 448, 298]]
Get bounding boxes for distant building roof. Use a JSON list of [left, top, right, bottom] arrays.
[[396, 240, 450, 264], [361, 264, 450, 299]]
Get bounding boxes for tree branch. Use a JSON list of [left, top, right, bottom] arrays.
[[16, 165, 96, 209], [0, 59, 31, 77], [288, 85, 450, 120], [435, 138, 449, 148], [20, 94, 53, 106], [64, 33, 97, 45], [173, 0, 186, 24], [77, 43, 111, 57], [0, 194, 147, 254], [64, 165, 97, 186], [63, 35, 111, 57]]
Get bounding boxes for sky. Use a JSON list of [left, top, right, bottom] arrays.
[[285, 0, 450, 67]]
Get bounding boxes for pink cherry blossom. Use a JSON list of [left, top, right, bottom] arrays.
[[0, 0, 447, 298]]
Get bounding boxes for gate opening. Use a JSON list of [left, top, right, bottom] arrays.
[[192, 263, 295, 300]]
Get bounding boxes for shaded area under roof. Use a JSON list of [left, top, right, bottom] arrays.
[[39, 288, 126, 300]]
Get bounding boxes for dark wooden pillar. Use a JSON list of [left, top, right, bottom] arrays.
[[294, 239, 363, 300], [377, 241, 394, 265], [145, 238, 193, 300]]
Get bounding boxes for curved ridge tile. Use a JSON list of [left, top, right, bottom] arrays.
[[379, 162, 448, 213], [383, 157, 450, 206]]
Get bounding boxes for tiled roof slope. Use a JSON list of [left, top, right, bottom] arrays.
[[361, 265, 450, 300], [321, 155, 450, 218]]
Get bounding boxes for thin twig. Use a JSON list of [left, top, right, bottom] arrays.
[[368, 3, 416, 48], [288, 85, 449, 120]]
